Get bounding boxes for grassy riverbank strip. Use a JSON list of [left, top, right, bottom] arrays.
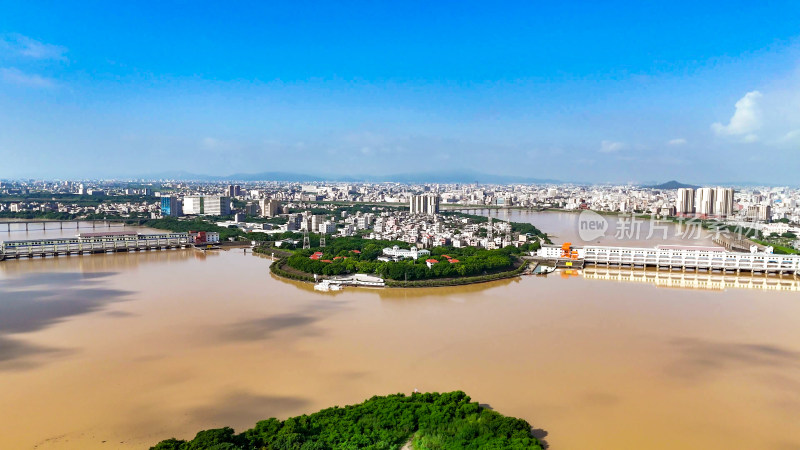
[[253, 246, 294, 259], [752, 239, 800, 255], [268, 257, 316, 282], [151, 391, 543, 450]]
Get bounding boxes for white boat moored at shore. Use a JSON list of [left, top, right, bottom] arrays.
[[533, 265, 556, 275], [314, 274, 385, 291], [314, 280, 344, 291]]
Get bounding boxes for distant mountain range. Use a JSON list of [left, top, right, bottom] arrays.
[[643, 180, 700, 190], [41, 172, 786, 187], [134, 170, 563, 184]]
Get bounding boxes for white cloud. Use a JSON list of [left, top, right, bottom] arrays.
[[200, 137, 236, 153], [201, 137, 221, 148], [0, 33, 68, 61], [343, 131, 387, 146], [599, 140, 625, 153], [667, 138, 687, 146], [780, 129, 800, 144], [711, 91, 763, 140], [0, 67, 55, 88]]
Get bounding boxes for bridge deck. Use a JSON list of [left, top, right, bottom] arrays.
[[0, 220, 133, 232], [0, 233, 190, 260]]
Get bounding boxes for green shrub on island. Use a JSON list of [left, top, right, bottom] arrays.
[[285, 242, 521, 281], [151, 391, 543, 450], [752, 239, 800, 255], [385, 259, 528, 287]]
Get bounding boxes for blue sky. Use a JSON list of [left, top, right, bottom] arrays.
[[1, 1, 799, 183]]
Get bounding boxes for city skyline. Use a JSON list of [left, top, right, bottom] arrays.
[[4, 5, 800, 449], [2, 2, 800, 183], [0, 171, 793, 188]]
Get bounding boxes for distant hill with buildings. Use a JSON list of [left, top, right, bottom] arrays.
[[139, 170, 562, 184], [142, 171, 322, 182], [375, 170, 561, 184], [644, 180, 700, 190]]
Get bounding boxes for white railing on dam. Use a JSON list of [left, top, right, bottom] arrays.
[[538, 244, 800, 274], [0, 231, 190, 260]]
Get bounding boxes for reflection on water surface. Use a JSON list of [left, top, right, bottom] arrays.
[[0, 224, 798, 449]]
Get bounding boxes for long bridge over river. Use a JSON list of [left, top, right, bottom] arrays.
[[0, 219, 139, 232]]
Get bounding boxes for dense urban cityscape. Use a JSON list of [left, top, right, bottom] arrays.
[[1, 180, 798, 250], [4, 2, 800, 449]]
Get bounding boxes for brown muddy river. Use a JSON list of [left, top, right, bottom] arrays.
[[0, 217, 799, 449]]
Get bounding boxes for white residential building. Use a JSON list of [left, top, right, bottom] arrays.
[[182, 196, 231, 216], [382, 245, 431, 260], [409, 194, 440, 215], [714, 187, 734, 217], [676, 188, 695, 215], [319, 221, 336, 235], [695, 188, 715, 216], [259, 199, 280, 218]]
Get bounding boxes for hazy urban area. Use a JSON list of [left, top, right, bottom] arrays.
[[2, 2, 800, 450]]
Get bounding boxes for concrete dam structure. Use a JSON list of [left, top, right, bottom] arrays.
[[537, 243, 800, 276]]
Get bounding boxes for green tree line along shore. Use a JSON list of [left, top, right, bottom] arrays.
[[1, 203, 553, 284], [136, 212, 546, 285], [267, 254, 531, 288], [282, 238, 536, 281], [151, 391, 543, 450]]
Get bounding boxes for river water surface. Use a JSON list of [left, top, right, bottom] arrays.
[[460, 208, 719, 247], [0, 215, 799, 449]]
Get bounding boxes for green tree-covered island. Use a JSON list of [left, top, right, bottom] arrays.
[[151, 391, 544, 450], [250, 211, 548, 288]]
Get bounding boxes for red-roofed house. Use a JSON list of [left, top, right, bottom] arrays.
[[425, 259, 438, 269]]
